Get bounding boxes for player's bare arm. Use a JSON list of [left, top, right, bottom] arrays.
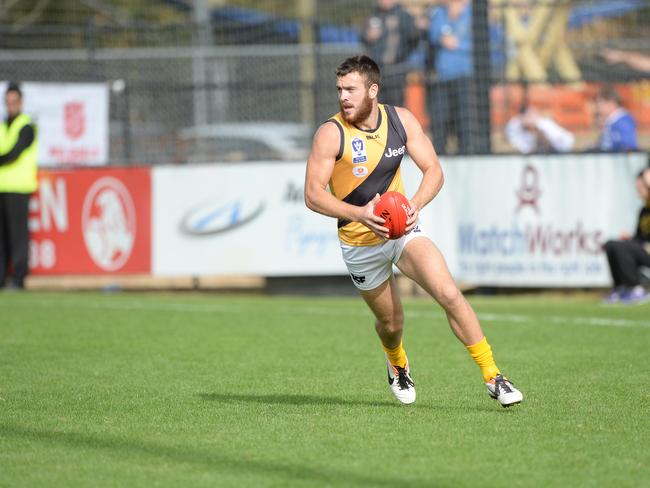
[[304, 121, 389, 237], [395, 106, 444, 232]]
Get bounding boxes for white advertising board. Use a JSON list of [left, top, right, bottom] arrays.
[[152, 153, 647, 286], [0, 82, 108, 166], [432, 153, 647, 286], [152, 162, 347, 276]]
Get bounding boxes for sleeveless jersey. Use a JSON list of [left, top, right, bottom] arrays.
[[327, 104, 408, 246]]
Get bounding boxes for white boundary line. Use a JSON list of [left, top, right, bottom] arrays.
[[2, 297, 648, 329]]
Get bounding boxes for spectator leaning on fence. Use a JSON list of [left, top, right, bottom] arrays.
[[362, 0, 420, 107], [602, 168, 650, 305], [505, 104, 574, 154], [601, 48, 650, 74], [592, 85, 638, 152], [0, 82, 38, 291]]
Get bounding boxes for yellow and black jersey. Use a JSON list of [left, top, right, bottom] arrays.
[[327, 104, 408, 246]]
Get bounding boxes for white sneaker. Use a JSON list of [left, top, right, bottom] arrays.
[[620, 285, 650, 305], [486, 374, 523, 407], [386, 358, 416, 405]]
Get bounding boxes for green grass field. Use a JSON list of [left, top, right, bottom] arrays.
[[1, 291, 648, 487]]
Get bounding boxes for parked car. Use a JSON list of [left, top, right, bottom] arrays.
[[177, 122, 312, 163]]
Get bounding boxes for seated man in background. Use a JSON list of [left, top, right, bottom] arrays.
[[592, 85, 638, 153], [603, 167, 650, 304], [505, 105, 574, 154]]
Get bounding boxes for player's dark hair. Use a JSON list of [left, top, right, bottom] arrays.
[[336, 55, 381, 88], [6, 81, 22, 97], [597, 85, 621, 106]]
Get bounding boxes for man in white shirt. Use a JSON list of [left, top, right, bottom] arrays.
[[505, 106, 574, 154]]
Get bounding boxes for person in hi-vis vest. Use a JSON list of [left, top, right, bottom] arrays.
[[0, 82, 37, 290]]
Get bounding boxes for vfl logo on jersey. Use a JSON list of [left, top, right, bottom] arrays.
[[351, 137, 367, 164], [352, 166, 369, 178], [384, 145, 405, 158]]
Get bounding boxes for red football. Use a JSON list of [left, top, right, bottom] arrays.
[[373, 191, 411, 239]]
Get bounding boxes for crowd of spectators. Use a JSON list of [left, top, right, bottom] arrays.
[[361, 0, 645, 156]]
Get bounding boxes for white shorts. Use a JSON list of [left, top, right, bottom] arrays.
[[340, 223, 427, 291]]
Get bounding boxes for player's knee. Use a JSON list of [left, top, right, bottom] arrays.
[[436, 283, 462, 309]]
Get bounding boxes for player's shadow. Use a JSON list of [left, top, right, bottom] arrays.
[[199, 392, 514, 414], [199, 392, 403, 409], [0, 423, 436, 487]]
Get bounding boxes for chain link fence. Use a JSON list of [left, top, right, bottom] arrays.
[[0, 0, 649, 165]]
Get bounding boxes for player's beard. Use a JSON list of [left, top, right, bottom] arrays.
[[340, 93, 373, 125]]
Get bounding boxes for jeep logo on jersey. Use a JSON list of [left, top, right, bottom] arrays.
[[384, 145, 405, 158], [351, 137, 367, 164], [82, 177, 136, 271], [352, 166, 369, 178], [180, 199, 265, 236]]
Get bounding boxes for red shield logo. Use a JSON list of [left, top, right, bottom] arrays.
[[64, 102, 85, 140]]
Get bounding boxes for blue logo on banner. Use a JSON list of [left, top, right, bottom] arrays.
[[180, 200, 265, 236]]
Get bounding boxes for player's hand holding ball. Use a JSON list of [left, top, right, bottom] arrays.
[[359, 194, 390, 239], [373, 191, 412, 239], [404, 198, 419, 234]]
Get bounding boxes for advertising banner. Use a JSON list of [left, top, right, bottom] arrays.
[[152, 163, 347, 276], [150, 152, 646, 286], [0, 82, 109, 166], [434, 153, 647, 286], [29, 168, 151, 274]]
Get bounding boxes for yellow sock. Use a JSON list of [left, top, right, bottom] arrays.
[[382, 340, 407, 369], [466, 336, 500, 382]]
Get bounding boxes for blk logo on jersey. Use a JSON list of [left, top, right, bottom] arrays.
[[384, 145, 405, 158], [351, 137, 367, 164], [351, 273, 366, 284]]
